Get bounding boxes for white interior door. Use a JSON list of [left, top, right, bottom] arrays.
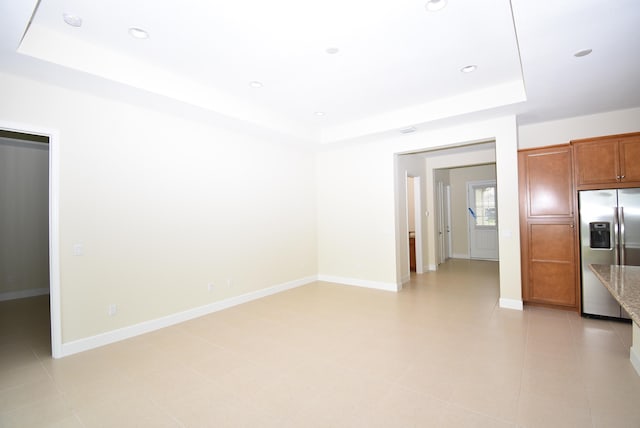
[[467, 180, 498, 260], [413, 177, 423, 274], [445, 185, 452, 259], [437, 181, 446, 264]]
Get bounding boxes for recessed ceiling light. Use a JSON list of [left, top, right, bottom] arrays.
[[325, 47, 340, 55], [460, 65, 477, 73], [574, 48, 592, 58], [128, 27, 149, 39], [62, 13, 82, 28], [314, 111, 326, 116], [425, 0, 448, 12], [249, 81, 263, 88]]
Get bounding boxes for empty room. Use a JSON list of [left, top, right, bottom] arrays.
[[1, 0, 640, 426]]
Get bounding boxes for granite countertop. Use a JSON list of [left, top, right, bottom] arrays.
[[589, 264, 640, 325]]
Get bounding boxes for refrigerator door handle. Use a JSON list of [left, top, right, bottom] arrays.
[[620, 206, 625, 265], [613, 206, 620, 264]]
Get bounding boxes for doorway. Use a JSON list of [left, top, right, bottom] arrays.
[[0, 122, 61, 358], [467, 180, 498, 260], [406, 175, 423, 274]]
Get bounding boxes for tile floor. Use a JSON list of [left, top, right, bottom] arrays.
[[1, 259, 640, 427]]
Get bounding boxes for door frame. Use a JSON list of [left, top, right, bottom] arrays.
[[406, 175, 424, 274], [437, 181, 446, 264], [412, 176, 423, 274], [445, 184, 452, 259], [0, 119, 62, 358]]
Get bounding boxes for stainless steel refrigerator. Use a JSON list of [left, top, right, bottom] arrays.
[[579, 188, 640, 319]]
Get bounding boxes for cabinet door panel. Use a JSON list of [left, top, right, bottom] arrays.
[[525, 148, 573, 217], [528, 223, 576, 306], [620, 136, 640, 183], [530, 224, 574, 261], [574, 139, 619, 186], [530, 262, 576, 306]]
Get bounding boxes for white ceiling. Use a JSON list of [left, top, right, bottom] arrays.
[[1, 0, 639, 144]]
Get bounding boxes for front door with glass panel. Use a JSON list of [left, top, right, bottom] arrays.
[[467, 180, 498, 260]]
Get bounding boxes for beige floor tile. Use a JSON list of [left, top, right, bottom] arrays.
[[346, 383, 447, 428], [586, 377, 640, 428], [281, 364, 393, 425], [0, 394, 75, 428], [240, 371, 321, 419], [163, 382, 281, 428], [609, 320, 633, 349], [134, 365, 213, 408], [439, 403, 517, 428], [73, 387, 181, 428], [517, 390, 592, 428], [397, 358, 467, 402], [448, 370, 521, 422], [589, 401, 640, 428], [4, 260, 640, 427], [43, 415, 85, 428], [0, 378, 62, 414], [185, 345, 254, 379], [0, 343, 40, 372], [0, 360, 50, 392]]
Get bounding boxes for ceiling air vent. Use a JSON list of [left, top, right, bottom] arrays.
[[399, 126, 417, 134]]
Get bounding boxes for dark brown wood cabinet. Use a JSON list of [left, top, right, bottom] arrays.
[[409, 236, 416, 272], [573, 132, 640, 189], [519, 145, 579, 310]]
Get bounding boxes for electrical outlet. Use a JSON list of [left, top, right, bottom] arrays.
[[108, 304, 117, 316], [207, 283, 214, 292], [227, 278, 233, 288]]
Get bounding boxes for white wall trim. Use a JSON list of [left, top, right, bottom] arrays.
[[631, 323, 640, 377], [317, 275, 400, 292], [59, 276, 316, 358], [0, 287, 50, 302], [631, 345, 640, 377], [452, 253, 470, 259], [499, 298, 523, 311]]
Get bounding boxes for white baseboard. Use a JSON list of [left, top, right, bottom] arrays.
[[317, 275, 399, 292], [401, 274, 411, 285], [60, 276, 316, 358], [499, 298, 523, 311], [0, 287, 50, 302], [631, 345, 640, 377], [427, 264, 437, 271], [452, 253, 469, 259]]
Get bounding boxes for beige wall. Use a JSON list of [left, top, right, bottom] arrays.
[[317, 142, 398, 287], [518, 107, 640, 149], [449, 164, 497, 258], [0, 136, 49, 299], [0, 72, 317, 343], [0, 69, 529, 349], [318, 116, 522, 305]]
